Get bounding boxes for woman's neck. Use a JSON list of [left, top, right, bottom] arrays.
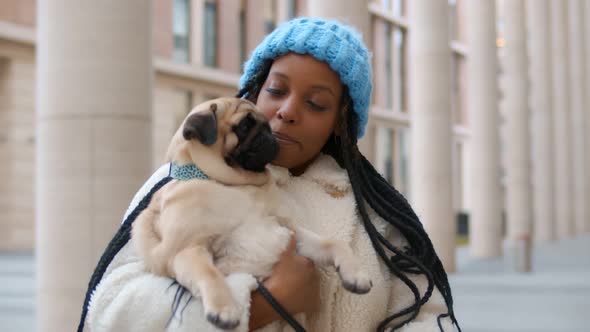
[[287, 155, 320, 176]]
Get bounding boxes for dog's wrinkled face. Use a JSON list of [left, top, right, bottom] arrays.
[[170, 97, 278, 173], [223, 108, 278, 172]]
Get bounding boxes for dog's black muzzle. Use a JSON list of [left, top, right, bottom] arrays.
[[226, 114, 279, 173]]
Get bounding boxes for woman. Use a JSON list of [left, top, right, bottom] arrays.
[[81, 18, 460, 332]]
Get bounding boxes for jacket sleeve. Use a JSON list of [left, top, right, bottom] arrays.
[[85, 164, 258, 332], [382, 220, 455, 332]]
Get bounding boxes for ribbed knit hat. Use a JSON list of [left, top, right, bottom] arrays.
[[240, 17, 373, 138]]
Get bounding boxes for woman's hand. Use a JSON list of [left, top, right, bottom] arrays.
[[249, 235, 320, 330], [266, 235, 321, 313]]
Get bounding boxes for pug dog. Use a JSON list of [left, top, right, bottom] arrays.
[[131, 97, 372, 330]]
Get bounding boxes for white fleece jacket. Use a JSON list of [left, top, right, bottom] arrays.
[[86, 155, 454, 332]]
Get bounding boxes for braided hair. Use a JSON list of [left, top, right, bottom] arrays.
[[237, 59, 461, 332]]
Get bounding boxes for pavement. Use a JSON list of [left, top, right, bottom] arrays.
[[450, 234, 590, 332], [0, 252, 34, 332], [1, 234, 589, 332]]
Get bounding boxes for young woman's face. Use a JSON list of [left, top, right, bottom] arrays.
[[256, 53, 343, 174]]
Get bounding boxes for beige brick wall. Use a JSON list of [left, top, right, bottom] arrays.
[[0, 0, 36, 27], [0, 0, 314, 251], [152, 85, 192, 169], [246, 0, 268, 57], [218, 0, 242, 73], [0, 54, 36, 251], [0, 59, 12, 245], [154, 0, 173, 58]]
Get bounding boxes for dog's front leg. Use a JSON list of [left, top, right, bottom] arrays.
[[292, 226, 372, 294], [173, 246, 242, 330]]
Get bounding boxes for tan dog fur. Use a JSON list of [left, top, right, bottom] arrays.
[[131, 97, 372, 330]]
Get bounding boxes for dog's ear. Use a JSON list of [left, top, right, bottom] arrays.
[[183, 103, 218, 145]]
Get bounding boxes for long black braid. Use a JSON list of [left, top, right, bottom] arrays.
[[237, 59, 461, 332]]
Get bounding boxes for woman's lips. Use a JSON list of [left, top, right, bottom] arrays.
[[272, 131, 300, 146]]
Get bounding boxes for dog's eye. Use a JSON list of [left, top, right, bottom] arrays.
[[233, 114, 257, 139]]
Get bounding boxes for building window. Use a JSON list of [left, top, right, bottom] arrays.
[[451, 53, 466, 125], [381, 0, 404, 16], [265, 0, 277, 34], [396, 128, 410, 197], [392, 0, 404, 17], [376, 126, 410, 191], [385, 136, 394, 184], [448, 0, 458, 41], [378, 22, 407, 112], [204, 1, 218, 67], [265, 20, 276, 34], [452, 141, 464, 212], [287, 0, 297, 19], [172, 0, 191, 63], [376, 127, 395, 184], [384, 24, 393, 108], [239, 8, 246, 71], [393, 27, 406, 112]]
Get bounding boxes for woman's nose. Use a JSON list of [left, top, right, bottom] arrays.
[[276, 99, 299, 124]]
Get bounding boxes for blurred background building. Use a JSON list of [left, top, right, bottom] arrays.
[[0, 0, 588, 331]]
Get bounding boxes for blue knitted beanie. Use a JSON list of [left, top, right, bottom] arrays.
[[240, 17, 373, 139]]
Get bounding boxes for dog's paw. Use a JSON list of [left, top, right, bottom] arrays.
[[336, 265, 373, 294], [206, 306, 241, 330]]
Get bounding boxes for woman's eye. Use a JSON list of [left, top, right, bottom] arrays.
[[307, 101, 327, 112], [265, 88, 285, 96]]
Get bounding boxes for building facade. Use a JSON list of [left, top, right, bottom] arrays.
[[0, 0, 589, 330]]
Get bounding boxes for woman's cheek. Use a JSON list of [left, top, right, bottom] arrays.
[[258, 102, 277, 121]]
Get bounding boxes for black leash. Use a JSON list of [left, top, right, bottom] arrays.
[[256, 280, 307, 332], [77, 176, 173, 332]]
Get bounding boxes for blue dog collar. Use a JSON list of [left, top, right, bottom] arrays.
[[170, 162, 209, 181]]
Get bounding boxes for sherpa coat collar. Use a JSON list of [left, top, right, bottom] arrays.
[[270, 153, 347, 183]]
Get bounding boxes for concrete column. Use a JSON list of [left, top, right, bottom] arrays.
[[550, 1, 575, 239], [306, 0, 376, 162], [503, 0, 532, 272], [466, 1, 502, 258], [569, 0, 587, 235], [527, 0, 556, 242], [190, 0, 205, 66], [585, 1, 590, 234], [36, 1, 152, 331], [408, 0, 455, 271]]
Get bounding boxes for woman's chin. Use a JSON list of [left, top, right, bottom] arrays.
[[270, 155, 302, 171]]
